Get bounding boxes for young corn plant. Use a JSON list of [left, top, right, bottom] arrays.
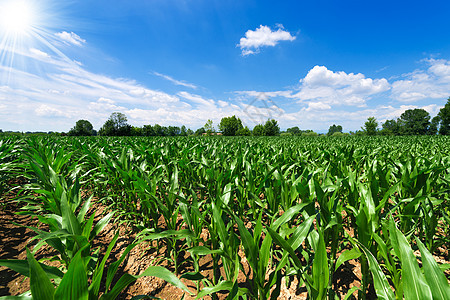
[[0, 235, 192, 300], [354, 216, 450, 300]]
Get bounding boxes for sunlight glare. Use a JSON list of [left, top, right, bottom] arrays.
[[0, 0, 35, 34]]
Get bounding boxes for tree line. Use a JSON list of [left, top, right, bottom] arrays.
[[361, 98, 450, 136], [67, 113, 284, 137], [59, 97, 450, 137]]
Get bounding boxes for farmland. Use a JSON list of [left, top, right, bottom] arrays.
[[0, 135, 449, 299]]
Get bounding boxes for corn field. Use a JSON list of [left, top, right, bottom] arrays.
[[0, 135, 449, 299]]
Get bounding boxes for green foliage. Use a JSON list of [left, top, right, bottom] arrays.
[[400, 108, 431, 135], [1, 135, 450, 299], [130, 126, 143, 136], [218, 115, 243, 136], [204, 119, 215, 134], [327, 124, 343, 136], [286, 126, 301, 136], [286, 127, 317, 136], [180, 125, 188, 136], [99, 112, 131, 136], [252, 124, 264, 136], [363, 117, 378, 135], [68, 120, 94, 136], [438, 97, 450, 135], [194, 127, 205, 136], [236, 126, 251, 136], [263, 119, 280, 136], [381, 118, 402, 135], [429, 116, 440, 135], [302, 130, 318, 136]]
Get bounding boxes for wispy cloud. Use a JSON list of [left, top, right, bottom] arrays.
[[54, 31, 86, 46], [153, 72, 197, 89], [0, 47, 242, 131], [238, 25, 296, 56], [391, 58, 450, 102]]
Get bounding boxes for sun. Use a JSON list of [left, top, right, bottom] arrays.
[[0, 0, 35, 35]]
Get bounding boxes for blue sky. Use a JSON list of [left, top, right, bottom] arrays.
[[1, 0, 450, 132]]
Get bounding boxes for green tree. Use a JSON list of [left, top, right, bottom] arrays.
[[195, 127, 206, 136], [327, 124, 343, 136], [143, 125, 155, 136], [252, 124, 264, 136], [286, 126, 301, 136], [167, 126, 181, 136], [263, 119, 280, 136], [428, 116, 440, 135], [153, 124, 165, 136], [68, 120, 94, 136], [180, 125, 187, 136], [380, 119, 401, 135], [400, 108, 430, 135], [302, 131, 318, 137], [438, 97, 450, 135], [204, 119, 215, 134], [130, 126, 143, 136], [219, 115, 243, 136], [99, 112, 131, 136], [236, 126, 251, 136], [363, 117, 378, 136]]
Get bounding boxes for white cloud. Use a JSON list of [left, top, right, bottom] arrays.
[[302, 66, 390, 93], [293, 65, 390, 107], [35, 104, 69, 117], [305, 102, 331, 111], [238, 25, 296, 56], [153, 72, 197, 89], [428, 59, 450, 81], [88, 98, 127, 113], [54, 31, 86, 46], [236, 90, 293, 99], [391, 59, 450, 102], [29, 48, 50, 59]]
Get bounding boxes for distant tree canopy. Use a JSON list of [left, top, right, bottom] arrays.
[[195, 127, 206, 136], [286, 126, 301, 136], [263, 119, 280, 136], [437, 97, 450, 135], [252, 124, 264, 136], [204, 119, 215, 134], [363, 117, 378, 136], [219, 115, 243, 136], [236, 126, 251, 136], [380, 108, 432, 136], [57, 99, 449, 138], [327, 124, 343, 136], [286, 127, 317, 136], [99, 112, 131, 136], [399, 108, 430, 135], [133, 124, 193, 136], [380, 119, 402, 136], [68, 120, 94, 136], [252, 119, 280, 136], [429, 116, 440, 136]]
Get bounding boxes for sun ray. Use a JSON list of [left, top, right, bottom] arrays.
[[0, 0, 80, 85]]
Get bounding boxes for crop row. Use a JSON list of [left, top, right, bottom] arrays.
[[0, 136, 449, 299]]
